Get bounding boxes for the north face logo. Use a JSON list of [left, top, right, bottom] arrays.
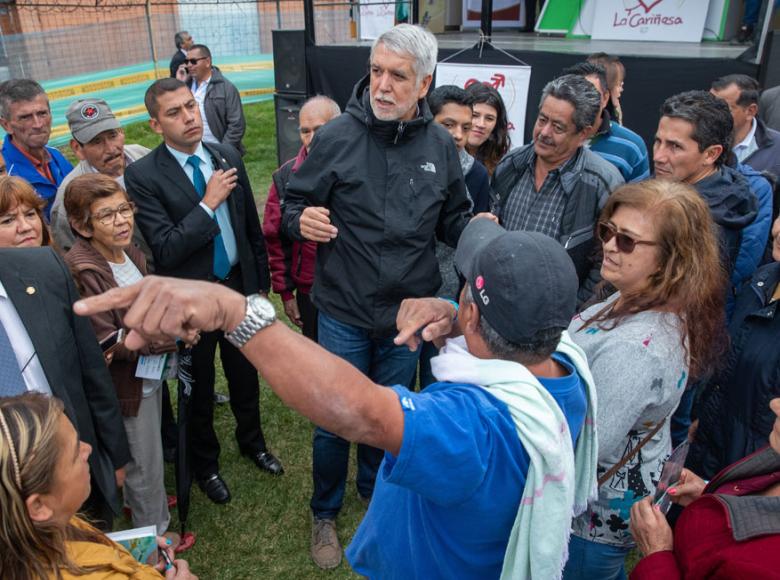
[[420, 162, 436, 174]]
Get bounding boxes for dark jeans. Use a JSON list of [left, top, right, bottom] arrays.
[[310, 311, 420, 519], [562, 535, 629, 580], [408, 340, 438, 391]]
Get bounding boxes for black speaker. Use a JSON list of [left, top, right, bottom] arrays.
[[273, 29, 308, 94], [275, 93, 305, 166]]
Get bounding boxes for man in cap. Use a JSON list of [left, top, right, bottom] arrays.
[[76, 218, 597, 579], [0, 79, 72, 219], [50, 98, 151, 257]]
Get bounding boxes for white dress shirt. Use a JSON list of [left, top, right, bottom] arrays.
[[0, 280, 52, 395], [191, 75, 218, 145], [734, 118, 759, 163], [165, 142, 238, 267]]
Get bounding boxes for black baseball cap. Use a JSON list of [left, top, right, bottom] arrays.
[[454, 219, 578, 343]]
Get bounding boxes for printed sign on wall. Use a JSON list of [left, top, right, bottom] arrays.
[[590, 0, 710, 42], [435, 62, 531, 147]]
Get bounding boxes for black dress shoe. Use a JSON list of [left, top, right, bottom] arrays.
[[197, 473, 231, 504], [248, 451, 284, 475]]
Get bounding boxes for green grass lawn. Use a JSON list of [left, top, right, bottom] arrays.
[[83, 102, 363, 579]]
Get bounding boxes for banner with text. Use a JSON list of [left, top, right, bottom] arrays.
[[591, 0, 710, 42], [435, 62, 531, 147]]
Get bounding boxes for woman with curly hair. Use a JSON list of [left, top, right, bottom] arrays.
[[562, 179, 726, 580], [465, 82, 510, 176]]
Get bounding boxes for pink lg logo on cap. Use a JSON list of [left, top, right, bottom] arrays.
[[475, 275, 485, 290]]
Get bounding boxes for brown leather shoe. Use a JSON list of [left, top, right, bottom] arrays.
[[311, 517, 342, 569]]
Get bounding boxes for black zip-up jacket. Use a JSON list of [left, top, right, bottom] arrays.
[[282, 76, 472, 334], [688, 261, 780, 480]]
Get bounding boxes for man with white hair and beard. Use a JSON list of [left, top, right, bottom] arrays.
[[283, 23, 490, 568]]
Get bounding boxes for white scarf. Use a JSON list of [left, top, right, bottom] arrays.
[[431, 332, 598, 580]]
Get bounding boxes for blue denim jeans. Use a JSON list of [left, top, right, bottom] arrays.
[[408, 340, 438, 391], [743, 0, 780, 26], [562, 535, 630, 580], [310, 311, 420, 519]]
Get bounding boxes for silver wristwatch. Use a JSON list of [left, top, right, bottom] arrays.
[[224, 294, 277, 348]]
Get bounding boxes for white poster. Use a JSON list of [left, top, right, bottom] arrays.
[[591, 0, 710, 42], [435, 62, 531, 147], [462, 0, 525, 28], [359, 2, 395, 40]]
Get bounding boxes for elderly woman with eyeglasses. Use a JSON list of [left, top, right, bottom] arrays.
[[562, 179, 726, 580], [63, 173, 180, 547]]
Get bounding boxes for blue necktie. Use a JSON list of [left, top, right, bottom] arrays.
[[0, 318, 27, 397], [186, 155, 231, 280]]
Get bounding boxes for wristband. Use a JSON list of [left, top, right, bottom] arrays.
[[438, 297, 459, 322]]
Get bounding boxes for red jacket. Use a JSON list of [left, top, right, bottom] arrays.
[[631, 448, 780, 580], [262, 146, 316, 300]]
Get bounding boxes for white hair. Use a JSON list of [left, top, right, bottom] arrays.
[[371, 24, 438, 83]]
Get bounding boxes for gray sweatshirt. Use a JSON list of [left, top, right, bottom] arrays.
[[569, 292, 689, 547]]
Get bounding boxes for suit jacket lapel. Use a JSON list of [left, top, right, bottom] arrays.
[[157, 145, 203, 208], [0, 270, 75, 410]]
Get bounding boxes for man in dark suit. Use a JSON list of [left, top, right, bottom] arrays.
[[169, 30, 193, 78], [125, 78, 282, 504], [0, 247, 130, 529]]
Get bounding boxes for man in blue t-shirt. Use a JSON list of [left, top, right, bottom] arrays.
[[75, 219, 595, 579]]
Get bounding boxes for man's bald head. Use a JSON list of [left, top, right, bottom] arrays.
[[299, 96, 341, 151]]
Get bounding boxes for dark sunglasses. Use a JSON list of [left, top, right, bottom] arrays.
[[597, 222, 658, 254], [185, 57, 207, 65]]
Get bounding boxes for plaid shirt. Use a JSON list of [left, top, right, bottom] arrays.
[[500, 150, 578, 239]]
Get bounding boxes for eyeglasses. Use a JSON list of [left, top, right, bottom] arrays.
[[91, 202, 136, 226], [597, 222, 657, 254], [185, 57, 207, 65]]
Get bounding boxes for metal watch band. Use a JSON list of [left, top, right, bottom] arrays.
[[224, 294, 276, 349]]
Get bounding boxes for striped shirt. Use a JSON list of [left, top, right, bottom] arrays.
[[589, 115, 650, 183], [500, 150, 578, 239]]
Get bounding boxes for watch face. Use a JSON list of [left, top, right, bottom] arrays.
[[250, 295, 276, 322]]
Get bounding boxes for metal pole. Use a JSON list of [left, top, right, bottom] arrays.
[[145, 0, 160, 76], [276, 0, 282, 29], [480, 0, 493, 40], [412, 0, 419, 24]]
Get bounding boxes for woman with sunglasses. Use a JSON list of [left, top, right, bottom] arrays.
[[562, 179, 726, 580], [63, 174, 182, 549]]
